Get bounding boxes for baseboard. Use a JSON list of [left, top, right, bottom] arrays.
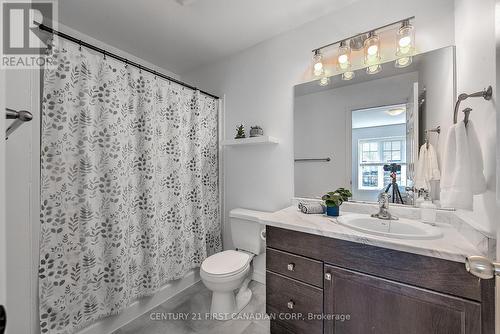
[[252, 271, 265, 285], [76, 269, 201, 334]]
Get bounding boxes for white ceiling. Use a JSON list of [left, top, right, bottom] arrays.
[[352, 104, 407, 129], [58, 0, 357, 74]]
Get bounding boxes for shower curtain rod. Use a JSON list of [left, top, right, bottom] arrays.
[[35, 22, 220, 100]]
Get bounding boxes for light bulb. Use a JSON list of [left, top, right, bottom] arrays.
[[319, 76, 330, 86], [367, 45, 378, 56], [338, 54, 348, 64], [399, 36, 411, 47], [342, 71, 355, 81]]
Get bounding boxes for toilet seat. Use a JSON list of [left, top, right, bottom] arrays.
[[201, 250, 251, 278]]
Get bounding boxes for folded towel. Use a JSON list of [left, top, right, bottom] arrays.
[[440, 122, 472, 209], [299, 202, 325, 214], [414, 143, 441, 190], [466, 121, 487, 194]]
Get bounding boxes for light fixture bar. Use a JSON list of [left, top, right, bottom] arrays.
[[311, 16, 415, 53]]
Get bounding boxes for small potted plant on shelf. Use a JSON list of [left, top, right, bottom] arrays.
[[235, 124, 246, 139], [321, 187, 352, 217]]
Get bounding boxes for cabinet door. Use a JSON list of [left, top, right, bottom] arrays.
[[324, 265, 481, 334]]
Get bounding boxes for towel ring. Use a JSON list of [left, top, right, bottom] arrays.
[[453, 86, 492, 124]]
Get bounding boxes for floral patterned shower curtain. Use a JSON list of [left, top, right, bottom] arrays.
[[38, 38, 221, 334]]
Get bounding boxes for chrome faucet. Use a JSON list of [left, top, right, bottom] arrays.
[[371, 192, 398, 220]]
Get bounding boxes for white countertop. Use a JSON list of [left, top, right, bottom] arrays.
[[231, 205, 487, 263]]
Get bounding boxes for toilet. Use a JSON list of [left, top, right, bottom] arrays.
[[200, 209, 265, 319]]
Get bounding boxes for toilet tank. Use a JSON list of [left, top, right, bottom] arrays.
[[229, 209, 265, 255]]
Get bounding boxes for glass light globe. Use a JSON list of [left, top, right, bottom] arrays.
[[319, 76, 330, 86], [364, 32, 380, 66], [342, 71, 355, 81], [366, 64, 381, 74], [312, 51, 324, 77], [396, 21, 415, 57], [395, 56, 412, 68]]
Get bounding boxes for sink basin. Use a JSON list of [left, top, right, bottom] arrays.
[[335, 214, 443, 240]]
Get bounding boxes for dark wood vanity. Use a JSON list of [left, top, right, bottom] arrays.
[[265, 226, 494, 334]]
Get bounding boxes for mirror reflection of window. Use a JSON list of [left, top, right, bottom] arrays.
[[352, 104, 407, 202]]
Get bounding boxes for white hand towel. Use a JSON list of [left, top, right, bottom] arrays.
[[440, 122, 473, 210], [414, 143, 440, 190], [466, 121, 487, 194]]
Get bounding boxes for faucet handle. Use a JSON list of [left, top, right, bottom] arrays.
[[378, 192, 389, 204]]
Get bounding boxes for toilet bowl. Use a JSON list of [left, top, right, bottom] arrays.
[[200, 250, 253, 319], [200, 210, 265, 320]]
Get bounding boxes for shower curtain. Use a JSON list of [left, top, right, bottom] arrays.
[[38, 38, 221, 334]]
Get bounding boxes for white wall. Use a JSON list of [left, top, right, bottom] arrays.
[[4, 22, 193, 334], [0, 0, 6, 314], [294, 72, 416, 199], [183, 0, 456, 247], [0, 65, 6, 312], [455, 0, 497, 235], [5, 67, 41, 334]]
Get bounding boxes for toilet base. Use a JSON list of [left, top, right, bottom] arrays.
[[210, 278, 252, 321]]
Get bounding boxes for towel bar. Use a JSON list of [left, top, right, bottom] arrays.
[[294, 157, 331, 162]]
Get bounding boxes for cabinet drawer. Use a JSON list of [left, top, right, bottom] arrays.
[[267, 247, 323, 287], [266, 271, 323, 334]]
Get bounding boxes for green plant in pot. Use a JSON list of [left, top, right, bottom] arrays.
[[322, 188, 352, 217]]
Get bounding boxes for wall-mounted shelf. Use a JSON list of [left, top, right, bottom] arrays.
[[221, 135, 279, 146]]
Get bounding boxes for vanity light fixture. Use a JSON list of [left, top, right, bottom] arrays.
[[311, 17, 414, 84], [312, 50, 324, 77]]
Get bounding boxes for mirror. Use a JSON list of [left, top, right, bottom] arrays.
[[294, 46, 455, 207]]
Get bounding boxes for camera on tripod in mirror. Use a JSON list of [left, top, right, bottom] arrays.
[[383, 163, 401, 173]]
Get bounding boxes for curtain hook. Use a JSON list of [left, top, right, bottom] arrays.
[[103, 50, 106, 60], [78, 40, 82, 51], [125, 59, 128, 68]]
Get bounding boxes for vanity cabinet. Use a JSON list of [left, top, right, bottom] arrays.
[[265, 226, 494, 334]]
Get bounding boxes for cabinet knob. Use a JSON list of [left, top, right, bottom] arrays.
[[325, 273, 332, 281], [287, 300, 295, 310], [287, 263, 295, 271]]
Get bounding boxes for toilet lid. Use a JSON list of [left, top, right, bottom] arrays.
[[201, 250, 250, 276]]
